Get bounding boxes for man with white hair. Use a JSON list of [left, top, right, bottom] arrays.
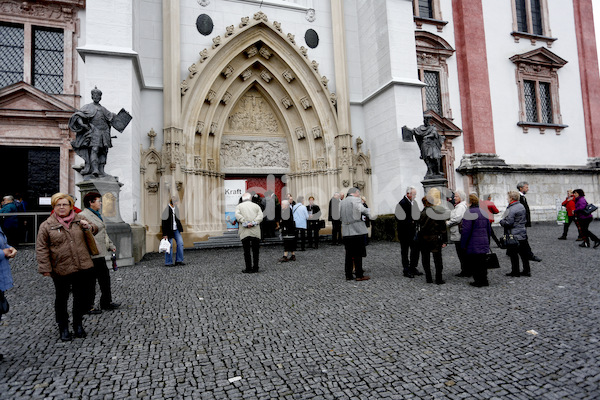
[[447, 189, 469, 277], [395, 186, 422, 278], [340, 187, 371, 281], [235, 192, 264, 273]]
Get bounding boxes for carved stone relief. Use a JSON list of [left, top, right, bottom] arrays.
[[295, 127, 305, 140], [220, 139, 290, 169], [260, 70, 272, 83], [221, 92, 232, 104], [206, 89, 216, 103], [259, 47, 272, 59], [300, 97, 311, 110], [210, 122, 218, 135], [312, 126, 322, 139], [225, 25, 234, 37], [239, 16, 249, 28], [196, 121, 204, 135], [300, 160, 309, 171], [245, 45, 258, 58], [199, 49, 209, 62], [241, 69, 252, 81], [227, 92, 278, 134], [281, 96, 292, 109], [222, 65, 234, 78], [282, 70, 295, 83]]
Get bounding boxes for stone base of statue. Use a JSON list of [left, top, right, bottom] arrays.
[[421, 177, 448, 194], [76, 178, 134, 267]]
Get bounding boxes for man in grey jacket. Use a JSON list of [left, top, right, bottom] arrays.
[[340, 187, 371, 281]]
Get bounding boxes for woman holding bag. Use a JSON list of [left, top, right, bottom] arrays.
[[573, 189, 600, 248], [36, 193, 97, 341], [460, 194, 492, 287], [500, 191, 530, 277]]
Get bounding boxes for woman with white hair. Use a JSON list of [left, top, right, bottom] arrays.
[[446, 189, 469, 277]]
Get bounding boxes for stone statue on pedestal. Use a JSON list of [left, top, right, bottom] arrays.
[[403, 116, 445, 180], [69, 87, 132, 178]]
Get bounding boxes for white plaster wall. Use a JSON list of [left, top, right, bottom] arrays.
[[138, 0, 163, 88], [84, 0, 134, 48], [483, 1, 588, 166]]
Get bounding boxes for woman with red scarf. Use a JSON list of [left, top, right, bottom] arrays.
[[36, 193, 97, 341]]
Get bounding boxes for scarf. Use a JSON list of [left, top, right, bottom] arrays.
[[56, 210, 76, 230], [89, 208, 103, 221]]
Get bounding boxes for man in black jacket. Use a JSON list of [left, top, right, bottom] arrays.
[[517, 181, 542, 262], [395, 186, 423, 278], [161, 196, 185, 266]]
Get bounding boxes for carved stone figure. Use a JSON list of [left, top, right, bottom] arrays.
[[69, 87, 131, 178], [403, 116, 444, 179]]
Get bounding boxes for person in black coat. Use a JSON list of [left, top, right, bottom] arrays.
[[395, 186, 422, 278], [517, 181, 542, 262], [161, 196, 185, 267], [328, 192, 342, 245], [306, 196, 322, 249]]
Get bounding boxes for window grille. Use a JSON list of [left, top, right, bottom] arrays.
[[539, 82, 552, 124], [33, 28, 64, 94], [524, 80, 538, 122], [424, 71, 442, 114], [0, 24, 24, 88]]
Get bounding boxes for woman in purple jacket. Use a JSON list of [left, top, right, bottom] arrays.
[[573, 189, 600, 248], [460, 194, 492, 287]]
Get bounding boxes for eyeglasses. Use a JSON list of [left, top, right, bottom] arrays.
[[55, 203, 70, 208]]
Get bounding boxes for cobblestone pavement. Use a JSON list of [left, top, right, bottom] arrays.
[[0, 222, 599, 399]]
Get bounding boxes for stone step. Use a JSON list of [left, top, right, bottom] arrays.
[[193, 232, 332, 249]]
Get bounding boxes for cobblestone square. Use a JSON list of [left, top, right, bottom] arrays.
[[0, 223, 598, 399]]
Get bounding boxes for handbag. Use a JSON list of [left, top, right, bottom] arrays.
[[583, 203, 598, 215], [485, 251, 500, 269], [83, 229, 100, 256], [499, 233, 519, 249], [0, 291, 9, 315]]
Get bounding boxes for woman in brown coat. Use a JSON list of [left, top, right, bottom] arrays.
[[36, 193, 97, 341]]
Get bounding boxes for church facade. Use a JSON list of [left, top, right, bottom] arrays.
[[1, 0, 599, 253]]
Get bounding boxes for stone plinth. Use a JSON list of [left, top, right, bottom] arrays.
[[422, 177, 448, 195], [77, 178, 134, 267]]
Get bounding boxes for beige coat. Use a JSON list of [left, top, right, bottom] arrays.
[[36, 213, 97, 276], [235, 200, 264, 240], [80, 208, 115, 259]]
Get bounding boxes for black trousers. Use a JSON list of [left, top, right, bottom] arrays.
[[399, 236, 420, 274], [508, 240, 531, 275], [52, 269, 93, 328], [242, 237, 260, 271], [307, 223, 320, 248], [297, 228, 306, 250], [579, 218, 600, 245], [468, 253, 488, 285], [420, 247, 443, 283], [89, 257, 113, 309], [344, 236, 366, 279], [455, 243, 469, 275], [331, 220, 342, 244]]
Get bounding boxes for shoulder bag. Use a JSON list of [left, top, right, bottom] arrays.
[[583, 203, 598, 215], [485, 250, 500, 269], [499, 231, 519, 249]]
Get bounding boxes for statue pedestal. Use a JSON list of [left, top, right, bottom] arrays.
[[421, 177, 448, 194], [77, 178, 134, 267]]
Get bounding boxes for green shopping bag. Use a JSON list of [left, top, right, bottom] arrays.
[[557, 207, 568, 225]]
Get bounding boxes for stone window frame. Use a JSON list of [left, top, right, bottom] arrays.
[[412, 0, 447, 32], [415, 32, 454, 119], [510, 47, 568, 134], [510, 0, 557, 47]]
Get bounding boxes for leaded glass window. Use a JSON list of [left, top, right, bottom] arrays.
[[530, 0, 543, 36], [33, 27, 64, 94], [515, 0, 528, 33], [524, 80, 538, 122], [424, 71, 442, 114], [539, 82, 552, 124], [515, 0, 544, 36], [0, 24, 24, 88], [418, 0, 433, 19]]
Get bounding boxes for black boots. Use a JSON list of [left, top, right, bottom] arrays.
[[74, 324, 87, 338], [59, 326, 72, 342]]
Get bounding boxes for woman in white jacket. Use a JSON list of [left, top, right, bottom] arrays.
[[446, 190, 469, 277]]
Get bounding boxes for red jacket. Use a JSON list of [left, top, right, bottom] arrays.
[[480, 200, 499, 223], [562, 196, 576, 217]]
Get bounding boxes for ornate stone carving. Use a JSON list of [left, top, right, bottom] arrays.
[[245, 45, 258, 58], [212, 36, 221, 49], [241, 69, 253, 81], [0, 1, 77, 22], [148, 128, 157, 148], [207, 159, 216, 171], [221, 92, 232, 104], [287, 33, 296, 45], [311, 60, 319, 71], [281, 96, 292, 109], [197, 0, 210, 6], [176, 181, 183, 191], [312, 126, 322, 139], [228, 93, 278, 133], [300, 97, 311, 110], [196, 121, 204, 135], [273, 21, 282, 32], [194, 156, 202, 169], [300, 160, 309, 171], [282, 70, 294, 83], [342, 180, 350, 188], [330, 92, 337, 107], [210, 122, 218, 135], [225, 25, 234, 37], [306, 8, 316, 22], [188, 63, 198, 78], [199, 49, 209, 63], [321, 76, 329, 87], [295, 127, 305, 140], [222, 65, 234, 78], [354, 181, 365, 191], [181, 80, 189, 95], [259, 47, 272, 59], [317, 158, 325, 170], [260, 70, 272, 83], [206, 89, 216, 103], [220, 139, 290, 169], [146, 181, 159, 193], [239, 16, 249, 28], [254, 11, 268, 22], [299, 46, 308, 57]]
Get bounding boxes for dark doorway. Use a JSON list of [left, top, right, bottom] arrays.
[[0, 146, 60, 211]]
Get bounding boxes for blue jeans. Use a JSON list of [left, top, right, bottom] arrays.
[[165, 230, 184, 265]]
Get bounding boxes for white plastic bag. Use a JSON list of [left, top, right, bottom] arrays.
[[159, 238, 171, 254]]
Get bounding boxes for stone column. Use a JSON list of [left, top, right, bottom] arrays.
[[573, 0, 600, 166]]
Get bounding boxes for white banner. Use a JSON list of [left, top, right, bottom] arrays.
[[224, 180, 246, 230]]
